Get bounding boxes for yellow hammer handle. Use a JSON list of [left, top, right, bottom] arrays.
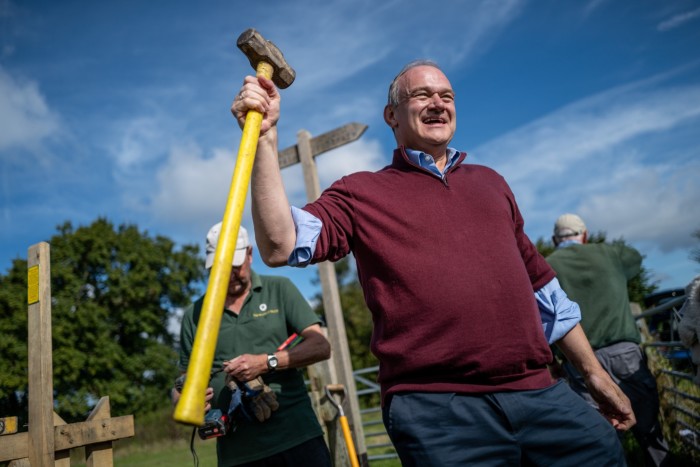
[[173, 61, 274, 426], [339, 416, 360, 467]]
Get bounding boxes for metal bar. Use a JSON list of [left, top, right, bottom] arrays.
[[367, 454, 399, 461], [362, 420, 384, 428], [644, 341, 685, 348], [635, 296, 686, 320], [665, 387, 700, 403], [353, 366, 380, 375], [365, 431, 390, 438], [677, 420, 699, 436], [367, 442, 394, 449], [671, 404, 700, 422], [659, 369, 695, 381]]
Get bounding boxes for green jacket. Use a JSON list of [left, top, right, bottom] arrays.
[[547, 242, 642, 349]]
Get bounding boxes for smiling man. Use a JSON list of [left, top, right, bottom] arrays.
[[232, 60, 635, 466], [174, 224, 332, 467]]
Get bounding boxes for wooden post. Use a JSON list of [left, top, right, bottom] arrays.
[[85, 397, 114, 467], [279, 124, 369, 466], [53, 413, 70, 467], [27, 242, 54, 466]]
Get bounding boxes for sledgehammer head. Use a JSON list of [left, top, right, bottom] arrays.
[[237, 29, 295, 89]]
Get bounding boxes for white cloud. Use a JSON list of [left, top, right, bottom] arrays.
[[0, 67, 60, 152], [441, 0, 525, 67], [473, 75, 700, 255], [657, 7, 700, 32], [112, 116, 166, 170], [150, 143, 239, 226], [579, 165, 700, 252], [475, 83, 700, 184], [146, 134, 386, 234], [261, 0, 524, 96], [315, 137, 387, 189]]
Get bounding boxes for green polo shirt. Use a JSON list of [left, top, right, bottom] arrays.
[[178, 271, 324, 466]]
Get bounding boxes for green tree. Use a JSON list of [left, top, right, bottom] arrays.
[[0, 218, 205, 425], [536, 231, 657, 303]]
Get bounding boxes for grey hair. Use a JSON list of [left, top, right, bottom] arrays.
[[387, 59, 443, 107]]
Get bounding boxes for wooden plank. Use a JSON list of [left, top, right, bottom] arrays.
[[54, 416, 134, 451], [8, 458, 30, 467], [27, 242, 54, 466], [278, 145, 300, 170], [278, 122, 367, 169], [310, 122, 367, 157], [0, 417, 134, 462], [0, 432, 28, 462], [85, 397, 114, 467]]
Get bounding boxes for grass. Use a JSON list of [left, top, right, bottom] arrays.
[[68, 431, 217, 467]]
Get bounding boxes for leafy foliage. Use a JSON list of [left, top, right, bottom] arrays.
[[0, 218, 205, 424], [536, 231, 658, 303]]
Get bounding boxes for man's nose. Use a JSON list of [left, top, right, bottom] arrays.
[[427, 93, 445, 109]]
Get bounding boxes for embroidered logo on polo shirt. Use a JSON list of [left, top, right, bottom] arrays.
[[253, 303, 280, 318]]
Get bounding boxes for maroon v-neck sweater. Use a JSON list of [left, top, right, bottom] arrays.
[[303, 147, 555, 402]]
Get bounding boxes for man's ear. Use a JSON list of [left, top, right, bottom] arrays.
[[384, 105, 398, 129]]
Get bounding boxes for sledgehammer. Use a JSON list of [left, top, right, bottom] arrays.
[[174, 29, 295, 426]]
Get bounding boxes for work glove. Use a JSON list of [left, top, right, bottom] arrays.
[[226, 375, 280, 422]]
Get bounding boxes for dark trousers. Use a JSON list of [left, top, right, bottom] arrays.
[[382, 380, 626, 467], [233, 435, 331, 467]]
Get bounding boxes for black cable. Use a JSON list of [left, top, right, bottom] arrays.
[[190, 426, 199, 467], [184, 367, 223, 467]]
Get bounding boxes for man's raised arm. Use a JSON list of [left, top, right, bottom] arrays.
[[231, 75, 296, 266]]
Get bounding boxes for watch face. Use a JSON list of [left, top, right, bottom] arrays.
[[268, 354, 278, 369]]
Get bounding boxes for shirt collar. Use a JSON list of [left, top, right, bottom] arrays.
[[250, 270, 262, 291], [405, 147, 460, 176]]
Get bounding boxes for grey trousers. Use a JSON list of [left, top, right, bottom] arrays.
[[563, 341, 671, 467]]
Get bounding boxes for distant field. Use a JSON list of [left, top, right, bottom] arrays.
[[70, 437, 218, 467]]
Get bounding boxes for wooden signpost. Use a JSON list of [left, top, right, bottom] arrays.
[[279, 122, 369, 466]]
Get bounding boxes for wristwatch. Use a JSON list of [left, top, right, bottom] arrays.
[[266, 353, 278, 372]]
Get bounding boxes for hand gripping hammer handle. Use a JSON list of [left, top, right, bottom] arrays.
[[173, 29, 295, 426]]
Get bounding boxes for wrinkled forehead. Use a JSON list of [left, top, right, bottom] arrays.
[[399, 65, 453, 94]]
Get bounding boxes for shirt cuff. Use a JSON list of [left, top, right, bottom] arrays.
[[287, 206, 322, 267], [535, 277, 582, 344]]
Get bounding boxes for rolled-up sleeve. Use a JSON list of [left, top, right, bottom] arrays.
[[536, 277, 581, 344], [288, 206, 322, 267]]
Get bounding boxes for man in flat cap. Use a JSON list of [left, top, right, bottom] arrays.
[[547, 214, 670, 467]]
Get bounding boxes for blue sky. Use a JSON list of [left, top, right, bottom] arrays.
[[2, 0, 699, 304]]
